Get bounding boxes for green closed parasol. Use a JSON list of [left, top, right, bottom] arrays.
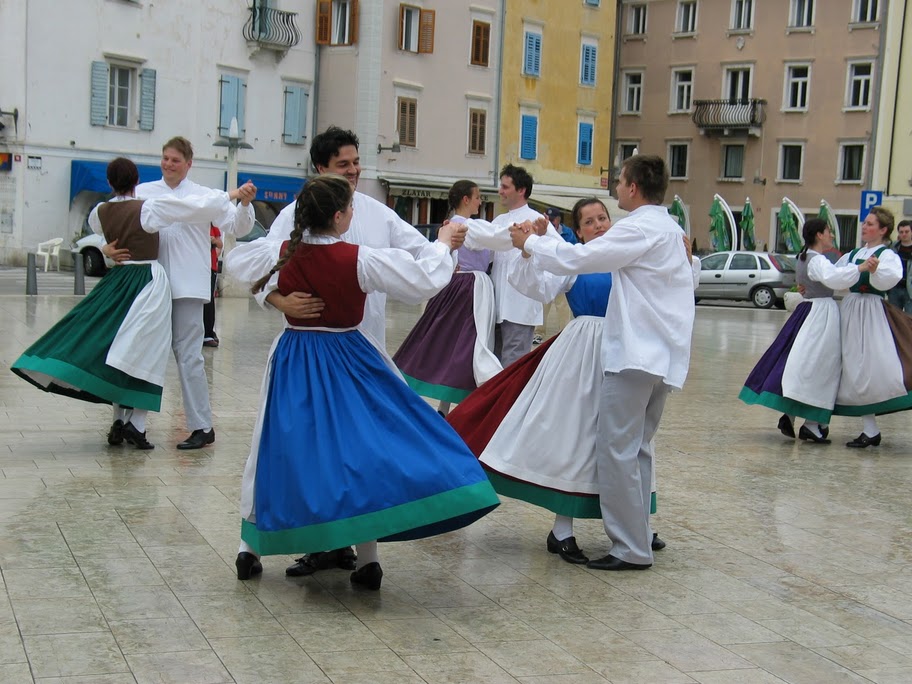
[[740, 199, 756, 251], [778, 200, 802, 253], [709, 197, 731, 251], [669, 196, 687, 231]]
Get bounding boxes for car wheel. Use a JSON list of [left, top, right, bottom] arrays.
[[751, 285, 775, 309], [83, 248, 106, 277]]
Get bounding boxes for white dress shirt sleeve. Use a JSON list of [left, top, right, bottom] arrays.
[[224, 237, 283, 307], [218, 202, 255, 238], [508, 250, 575, 303], [525, 224, 652, 276], [357, 242, 456, 304], [386, 211, 442, 259], [870, 248, 903, 291], [807, 253, 861, 290], [691, 255, 701, 289], [463, 218, 514, 251], [139, 193, 233, 233], [89, 205, 103, 236]]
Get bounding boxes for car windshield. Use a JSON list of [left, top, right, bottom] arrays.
[[769, 254, 796, 272]]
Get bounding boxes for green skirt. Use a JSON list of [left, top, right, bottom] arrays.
[[11, 265, 164, 410]]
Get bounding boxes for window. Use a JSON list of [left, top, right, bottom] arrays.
[[668, 143, 689, 179], [523, 31, 542, 76], [731, 0, 753, 29], [730, 254, 758, 270], [779, 143, 803, 181], [218, 74, 246, 138], [839, 143, 865, 182], [836, 214, 857, 250], [784, 64, 810, 111], [580, 43, 597, 86], [725, 67, 751, 102], [701, 253, 728, 270], [469, 108, 486, 155], [397, 96, 417, 146], [619, 142, 638, 161], [585, 0, 600, 5], [628, 4, 647, 34], [283, 85, 309, 145], [399, 5, 435, 53], [789, 0, 814, 27], [520, 114, 538, 160], [316, 0, 358, 46], [853, 0, 878, 23], [471, 21, 490, 66], [90, 61, 155, 130], [578, 122, 593, 165], [671, 69, 693, 112], [846, 61, 873, 109], [622, 71, 643, 113], [722, 144, 745, 179], [677, 1, 697, 33]]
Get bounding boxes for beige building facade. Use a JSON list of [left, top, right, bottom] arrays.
[[613, 0, 886, 252]]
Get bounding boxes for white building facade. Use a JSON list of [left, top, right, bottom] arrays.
[[0, 0, 317, 265]]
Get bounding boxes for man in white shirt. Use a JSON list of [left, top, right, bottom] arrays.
[[511, 155, 695, 571], [226, 126, 466, 580], [487, 165, 545, 366], [105, 137, 256, 449]]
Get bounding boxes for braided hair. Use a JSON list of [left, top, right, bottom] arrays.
[[251, 174, 353, 293], [798, 218, 829, 262]]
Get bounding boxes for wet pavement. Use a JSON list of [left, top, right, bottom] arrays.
[[0, 292, 910, 683]]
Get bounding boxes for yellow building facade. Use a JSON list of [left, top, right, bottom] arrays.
[[498, 0, 618, 212]]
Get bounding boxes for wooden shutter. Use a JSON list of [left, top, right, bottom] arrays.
[[471, 21, 490, 66], [348, 0, 359, 45], [90, 61, 109, 126], [524, 33, 541, 76], [283, 86, 309, 145], [316, 0, 331, 44], [219, 75, 246, 138], [139, 68, 156, 131], [398, 4, 406, 50], [398, 97, 417, 146], [578, 123, 593, 165], [418, 9, 435, 53], [520, 115, 537, 159], [469, 109, 486, 154]]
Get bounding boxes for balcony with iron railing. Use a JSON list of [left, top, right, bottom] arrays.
[[242, 5, 302, 53], [692, 99, 766, 136]]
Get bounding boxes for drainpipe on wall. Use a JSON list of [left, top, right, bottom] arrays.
[[885, 0, 907, 194], [492, 0, 507, 189], [310, 42, 321, 172], [868, 0, 892, 191], [607, 0, 623, 190]]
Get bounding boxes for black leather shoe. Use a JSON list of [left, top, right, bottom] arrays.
[[798, 425, 831, 444], [587, 554, 652, 571], [285, 547, 357, 577], [651, 533, 666, 551], [236, 552, 262, 580], [846, 432, 882, 448], [821, 425, 830, 439], [177, 428, 215, 450], [107, 419, 124, 446], [777, 414, 795, 438], [350, 562, 383, 590], [546, 531, 588, 564], [122, 422, 154, 450]]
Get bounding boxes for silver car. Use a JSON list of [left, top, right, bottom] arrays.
[[696, 251, 797, 309]]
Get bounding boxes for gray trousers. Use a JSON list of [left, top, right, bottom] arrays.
[[887, 286, 912, 314], [171, 298, 213, 431], [495, 321, 534, 368], [596, 369, 670, 565]]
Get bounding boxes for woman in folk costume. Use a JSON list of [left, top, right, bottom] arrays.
[[447, 199, 675, 565], [233, 175, 499, 590], [739, 219, 879, 444], [832, 206, 912, 447], [11, 157, 241, 450], [393, 180, 501, 415]]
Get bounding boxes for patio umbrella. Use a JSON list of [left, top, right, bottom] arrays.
[[669, 196, 687, 231], [709, 197, 731, 251], [740, 199, 756, 251], [778, 200, 802, 253]]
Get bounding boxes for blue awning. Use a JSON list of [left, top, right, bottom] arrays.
[[233, 172, 305, 205], [69, 160, 162, 202]]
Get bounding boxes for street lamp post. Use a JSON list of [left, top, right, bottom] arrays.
[[213, 116, 253, 258]]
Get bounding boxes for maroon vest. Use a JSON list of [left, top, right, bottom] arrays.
[[277, 241, 366, 328]]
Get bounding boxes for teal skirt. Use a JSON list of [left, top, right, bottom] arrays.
[[11, 265, 164, 410]]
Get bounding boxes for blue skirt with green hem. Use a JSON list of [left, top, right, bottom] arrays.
[[241, 328, 500, 557]]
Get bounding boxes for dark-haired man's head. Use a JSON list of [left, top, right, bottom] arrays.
[[499, 164, 533, 210], [310, 127, 361, 189], [616, 155, 669, 210]]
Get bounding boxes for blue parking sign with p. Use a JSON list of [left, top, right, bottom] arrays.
[[859, 191, 883, 221]]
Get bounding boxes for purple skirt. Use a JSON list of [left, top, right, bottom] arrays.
[[393, 272, 479, 403]]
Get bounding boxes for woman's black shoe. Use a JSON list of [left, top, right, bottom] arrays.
[[236, 552, 263, 580], [350, 562, 383, 590], [107, 419, 125, 446], [122, 422, 154, 450], [651, 533, 666, 551], [777, 414, 795, 438], [546, 531, 589, 564], [798, 425, 831, 444], [846, 432, 881, 448]]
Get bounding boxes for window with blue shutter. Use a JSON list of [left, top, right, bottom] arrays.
[[580, 44, 597, 86], [283, 86, 309, 145], [90, 61, 110, 126], [218, 74, 247, 138], [578, 123, 593, 165], [520, 114, 538, 160], [523, 32, 541, 77], [585, 0, 600, 5], [139, 68, 156, 131]]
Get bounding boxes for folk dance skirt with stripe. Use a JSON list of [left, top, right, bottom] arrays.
[[239, 327, 500, 556]]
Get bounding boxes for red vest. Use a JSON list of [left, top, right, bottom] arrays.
[[277, 241, 366, 328]]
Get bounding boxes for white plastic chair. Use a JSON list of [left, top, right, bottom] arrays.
[[36, 237, 64, 272]]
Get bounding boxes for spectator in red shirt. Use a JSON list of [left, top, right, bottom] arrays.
[[203, 225, 222, 347]]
